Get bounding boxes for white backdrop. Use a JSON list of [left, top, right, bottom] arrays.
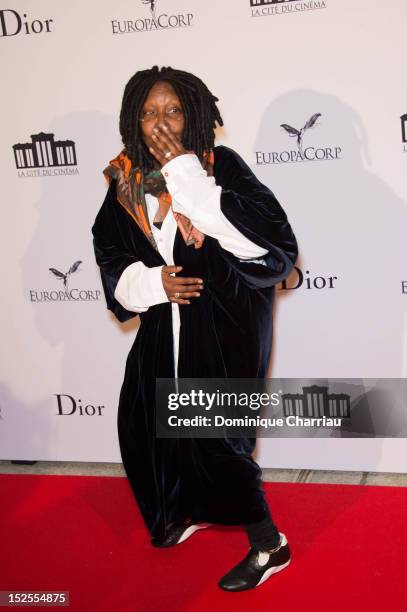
[[1, 0, 406, 471]]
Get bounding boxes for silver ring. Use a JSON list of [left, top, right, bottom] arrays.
[[174, 292, 180, 299], [164, 151, 172, 159]]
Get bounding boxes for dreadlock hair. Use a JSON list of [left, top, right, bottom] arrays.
[[119, 65, 224, 172]]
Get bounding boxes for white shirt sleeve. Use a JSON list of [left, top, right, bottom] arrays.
[[114, 262, 170, 313], [161, 153, 269, 260]]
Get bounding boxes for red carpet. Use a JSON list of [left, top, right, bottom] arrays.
[[0, 474, 406, 611]]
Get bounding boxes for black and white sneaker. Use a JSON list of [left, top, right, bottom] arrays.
[[151, 521, 212, 548], [218, 532, 291, 591]]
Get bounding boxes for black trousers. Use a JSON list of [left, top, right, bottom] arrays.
[[243, 503, 281, 551]]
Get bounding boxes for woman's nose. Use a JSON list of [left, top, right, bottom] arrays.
[[156, 113, 169, 127]]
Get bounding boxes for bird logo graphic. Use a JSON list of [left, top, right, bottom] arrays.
[[142, 0, 158, 18], [280, 113, 321, 155], [49, 260, 82, 289]]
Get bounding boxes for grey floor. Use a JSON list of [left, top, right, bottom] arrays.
[[2, 461, 407, 487]]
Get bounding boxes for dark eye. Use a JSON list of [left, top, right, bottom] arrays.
[[139, 109, 156, 122], [168, 107, 182, 114]]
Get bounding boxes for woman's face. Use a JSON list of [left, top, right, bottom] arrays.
[[139, 80, 185, 153]]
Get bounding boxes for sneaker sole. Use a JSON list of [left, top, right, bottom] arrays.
[[176, 522, 213, 544], [256, 558, 291, 587]]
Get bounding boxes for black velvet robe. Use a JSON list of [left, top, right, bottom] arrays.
[[92, 145, 298, 541]]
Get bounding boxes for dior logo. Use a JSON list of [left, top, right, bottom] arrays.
[[279, 267, 338, 291], [55, 394, 105, 417], [0, 9, 53, 37]]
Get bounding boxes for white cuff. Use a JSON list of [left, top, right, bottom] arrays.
[[161, 153, 268, 259], [237, 256, 268, 266], [161, 153, 205, 183], [114, 262, 169, 312]]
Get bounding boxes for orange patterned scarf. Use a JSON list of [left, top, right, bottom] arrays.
[[103, 149, 214, 251]]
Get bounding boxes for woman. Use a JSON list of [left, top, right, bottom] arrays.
[[92, 65, 298, 592]]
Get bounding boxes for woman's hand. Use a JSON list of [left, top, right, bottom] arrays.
[[149, 123, 191, 166], [161, 265, 203, 305]]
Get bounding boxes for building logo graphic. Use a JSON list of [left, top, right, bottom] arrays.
[[29, 261, 101, 303], [255, 113, 342, 165], [250, 0, 327, 18], [401, 114, 407, 153], [13, 132, 78, 177], [282, 384, 351, 419], [111, 0, 193, 34]]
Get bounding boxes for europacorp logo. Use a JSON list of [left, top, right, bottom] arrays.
[[29, 260, 101, 303], [256, 113, 342, 165], [111, 0, 193, 34]]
